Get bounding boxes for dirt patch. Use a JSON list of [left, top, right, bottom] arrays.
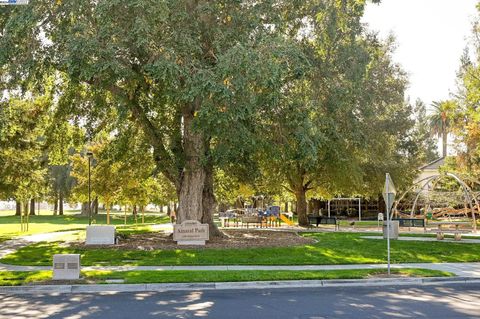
[[77, 230, 315, 250]]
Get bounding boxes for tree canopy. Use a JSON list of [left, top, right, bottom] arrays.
[[0, 0, 432, 231]]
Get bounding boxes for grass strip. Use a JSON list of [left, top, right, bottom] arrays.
[[0, 271, 52, 286], [4, 232, 480, 266], [0, 213, 170, 237], [0, 268, 454, 286]]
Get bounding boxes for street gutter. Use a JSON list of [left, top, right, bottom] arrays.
[[1, 277, 480, 294]]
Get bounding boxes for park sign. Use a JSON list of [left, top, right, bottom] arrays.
[[174, 220, 209, 245], [0, 0, 29, 5]]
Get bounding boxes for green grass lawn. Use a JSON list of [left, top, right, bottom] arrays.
[[4, 232, 480, 266], [0, 271, 52, 286], [0, 268, 454, 286], [0, 211, 170, 237]]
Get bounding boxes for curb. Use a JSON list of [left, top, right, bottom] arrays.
[[1, 277, 479, 294]]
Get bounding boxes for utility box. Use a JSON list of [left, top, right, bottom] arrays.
[[53, 254, 80, 280], [86, 225, 116, 245], [383, 221, 399, 240]]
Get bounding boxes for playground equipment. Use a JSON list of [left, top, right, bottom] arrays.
[[219, 205, 293, 227], [279, 213, 294, 226], [394, 172, 480, 232]]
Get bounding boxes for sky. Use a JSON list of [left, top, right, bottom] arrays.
[[362, 0, 478, 111]]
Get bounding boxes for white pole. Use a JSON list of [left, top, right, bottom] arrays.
[[328, 200, 331, 217], [386, 175, 391, 276]]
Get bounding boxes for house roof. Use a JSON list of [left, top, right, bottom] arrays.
[[419, 157, 445, 171]]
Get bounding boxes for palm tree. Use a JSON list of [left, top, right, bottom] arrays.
[[428, 100, 456, 157]]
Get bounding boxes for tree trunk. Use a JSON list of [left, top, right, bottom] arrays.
[[167, 203, 171, 217], [284, 202, 288, 212], [15, 201, 21, 216], [22, 201, 29, 231], [106, 202, 111, 225], [23, 201, 29, 217], [59, 193, 64, 215], [295, 187, 308, 227], [29, 198, 35, 215], [94, 197, 99, 215], [176, 110, 206, 223], [53, 196, 58, 215], [202, 160, 222, 237], [442, 129, 447, 157]]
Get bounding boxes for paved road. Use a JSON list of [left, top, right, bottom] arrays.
[[1, 283, 479, 318]]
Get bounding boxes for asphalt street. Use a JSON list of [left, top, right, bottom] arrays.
[[1, 283, 480, 319]]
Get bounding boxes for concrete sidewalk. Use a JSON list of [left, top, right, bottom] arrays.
[[2, 262, 480, 277]]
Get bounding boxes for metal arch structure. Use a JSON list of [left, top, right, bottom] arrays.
[[393, 172, 479, 232], [392, 175, 440, 218]]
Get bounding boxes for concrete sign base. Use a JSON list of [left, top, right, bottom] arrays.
[[383, 221, 399, 240], [53, 254, 80, 280]]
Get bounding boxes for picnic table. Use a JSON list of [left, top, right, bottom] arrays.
[[428, 221, 473, 241]]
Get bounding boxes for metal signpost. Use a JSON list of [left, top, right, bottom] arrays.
[[382, 173, 396, 275], [87, 151, 93, 225]]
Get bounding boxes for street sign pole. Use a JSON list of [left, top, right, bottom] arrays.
[[386, 176, 391, 276], [383, 173, 396, 277]]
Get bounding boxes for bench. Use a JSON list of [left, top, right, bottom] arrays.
[[308, 216, 339, 230], [241, 216, 262, 228], [426, 229, 473, 241], [428, 222, 473, 241], [392, 218, 425, 228]]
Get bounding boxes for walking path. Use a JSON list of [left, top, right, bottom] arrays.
[[2, 261, 480, 277], [361, 235, 480, 244]]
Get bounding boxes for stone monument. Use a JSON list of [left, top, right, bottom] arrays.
[[86, 225, 116, 245], [173, 220, 209, 245]]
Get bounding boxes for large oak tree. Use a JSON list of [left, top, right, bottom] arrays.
[[0, 1, 307, 235]]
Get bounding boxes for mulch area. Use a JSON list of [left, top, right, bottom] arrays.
[[77, 229, 316, 250]]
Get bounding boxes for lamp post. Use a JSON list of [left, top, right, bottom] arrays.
[[86, 151, 93, 225]]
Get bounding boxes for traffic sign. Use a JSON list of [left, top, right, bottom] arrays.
[[382, 173, 396, 210]]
